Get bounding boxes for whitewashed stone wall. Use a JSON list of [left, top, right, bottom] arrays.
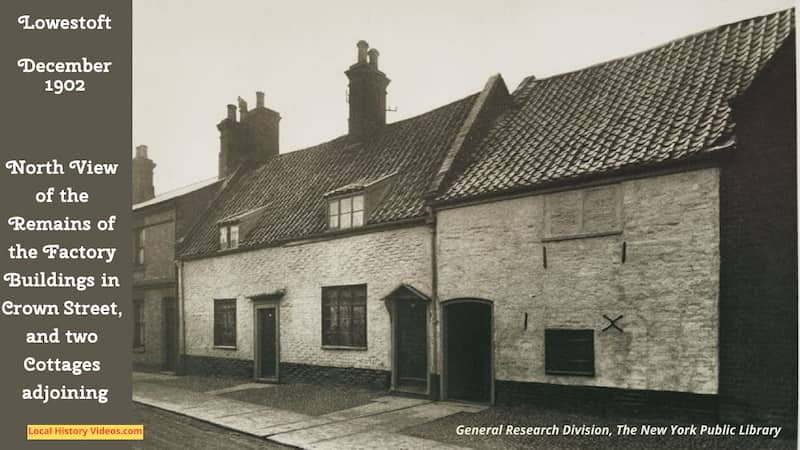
[[182, 226, 432, 371], [436, 168, 720, 394]]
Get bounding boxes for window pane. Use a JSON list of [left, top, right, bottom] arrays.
[[352, 210, 364, 227], [135, 229, 146, 264], [219, 227, 228, 248], [214, 299, 236, 346], [133, 300, 145, 348], [321, 285, 366, 347], [341, 197, 352, 214], [340, 213, 352, 229], [352, 195, 364, 212], [230, 225, 239, 247], [328, 200, 339, 216]]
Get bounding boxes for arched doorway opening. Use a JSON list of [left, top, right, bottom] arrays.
[[442, 299, 493, 403]]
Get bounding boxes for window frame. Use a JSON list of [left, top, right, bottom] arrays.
[[213, 298, 237, 348], [219, 223, 240, 250], [321, 284, 367, 350], [134, 228, 146, 266], [327, 194, 365, 231], [544, 328, 595, 376], [132, 299, 145, 351]]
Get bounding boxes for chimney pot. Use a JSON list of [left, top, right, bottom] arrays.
[[356, 40, 369, 64], [367, 48, 379, 69], [135, 144, 148, 158], [132, 144, 155, 203], [218, 95, 280, 178], [237, 96, 248, 117], [346, 42, 390, 140]]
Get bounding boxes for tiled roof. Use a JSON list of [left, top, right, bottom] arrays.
[[323, 172, 398, 197], [179, 93, 478, 258], [438, 9, 794, 202]]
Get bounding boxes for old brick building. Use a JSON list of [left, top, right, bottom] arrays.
[[428, 9, 795, 425], [177, 43, 508, 391], [132, 145, 221, 372], [174, 10, 795, 426]]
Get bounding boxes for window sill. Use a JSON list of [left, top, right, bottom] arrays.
[[542, 230, 622, 243], [327, 226, 365, 232], [321, 345, 367, 351], [213, 345, 237, 350], [132, 347, 146, 353], [545, 370, 595, 377]]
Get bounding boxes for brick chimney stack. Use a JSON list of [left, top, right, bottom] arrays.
[[346, 40, 390, 140], [132, 144, 156, 204], [217, 91, 280, 178]]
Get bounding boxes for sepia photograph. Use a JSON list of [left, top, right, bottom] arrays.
[[130, 1, 797, 448]]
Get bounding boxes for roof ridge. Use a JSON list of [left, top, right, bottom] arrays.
[[256, 91, 483, 167], [513, 8, 794, 95]]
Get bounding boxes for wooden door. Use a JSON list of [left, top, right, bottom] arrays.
[[396, 300, 427, 392], [445, 301, 491, 402], [258, 307, 277, 379], [163, 298, 178, 372]]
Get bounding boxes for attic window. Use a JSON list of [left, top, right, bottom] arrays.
[[216, 205, 267, 251], [328, 194, 364, 230], [219, 223, 239, 250]]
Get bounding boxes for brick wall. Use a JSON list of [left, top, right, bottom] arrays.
[[436, 168, 720, 394], [718, 37, 796, 426], [132, 285, 173, 371], [133, 208, 175, 283], [281, 362, 389, 389], [132, 205, 177, 371], [495, 380, 718, 421], [182, 226, 432, 374]]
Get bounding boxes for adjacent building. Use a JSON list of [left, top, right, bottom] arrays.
[[171, 10, 795, 427], [131, 145, 221, 373], [431, 10, 796, 426]]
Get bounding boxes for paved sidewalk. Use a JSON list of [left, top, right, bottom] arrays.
[[134, 375, 482, 449]]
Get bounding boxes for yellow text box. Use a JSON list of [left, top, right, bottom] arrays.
[[27, 424, 143, 441]]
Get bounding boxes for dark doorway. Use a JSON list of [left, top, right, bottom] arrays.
[[257, 307, 277, 379], [445, 301, 492, 402], [162, 298, 178, 372], [395, 299, 428, 392]]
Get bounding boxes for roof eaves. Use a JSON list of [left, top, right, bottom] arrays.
[[433, 143, 735, 208]]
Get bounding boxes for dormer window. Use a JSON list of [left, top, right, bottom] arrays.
[[219, 223, 239, 250], [328, 194, 364, 230], [323, 172, 396, 232], [216, 205, 268, 252]]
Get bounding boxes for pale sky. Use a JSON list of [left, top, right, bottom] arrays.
[[133, 0, 794, 194]]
